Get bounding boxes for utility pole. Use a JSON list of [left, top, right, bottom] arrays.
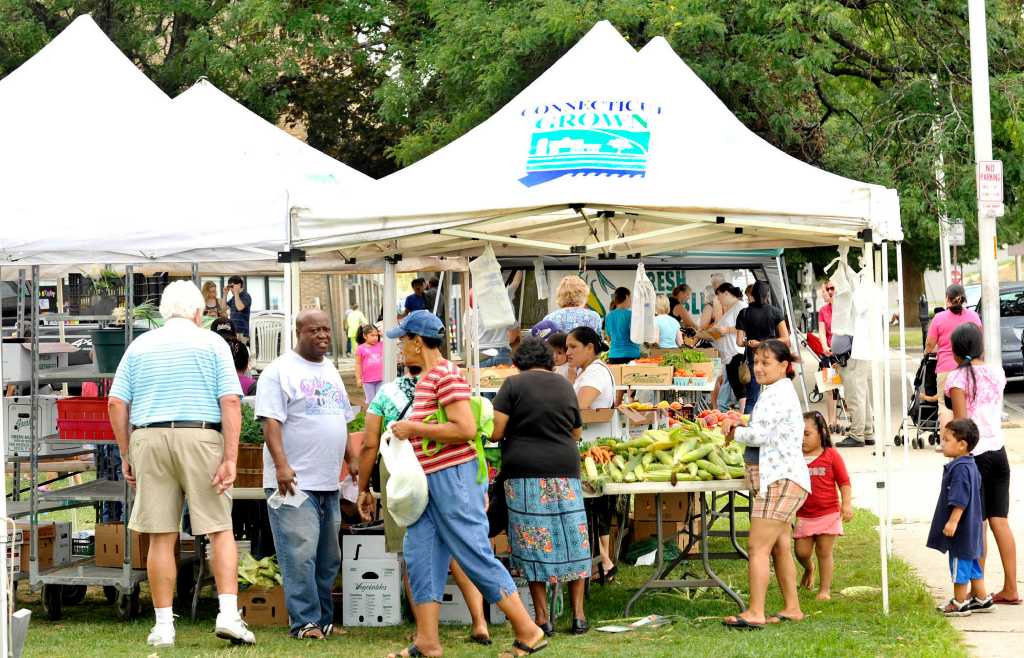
[[969, 0, 1003, 368]]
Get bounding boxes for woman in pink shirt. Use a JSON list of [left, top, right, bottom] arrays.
[[925, 284, 982, 425]]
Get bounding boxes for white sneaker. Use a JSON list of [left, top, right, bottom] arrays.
[[215, 611, 256, 645], [147, 624, 175, 648]]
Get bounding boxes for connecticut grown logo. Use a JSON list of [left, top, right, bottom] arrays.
[[519, 99, 660, 187]]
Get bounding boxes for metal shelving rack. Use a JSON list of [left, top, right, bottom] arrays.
[[8, 265, 147, 620]]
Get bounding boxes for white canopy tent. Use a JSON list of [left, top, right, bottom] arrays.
[[292, 21, 905, 614]]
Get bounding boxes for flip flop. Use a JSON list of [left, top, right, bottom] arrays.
[[469, 633, 492, 646], [993, 593, 1023, 605], [498, 638, 550, 657], [723, 616, 764, 630], [767, 613, 802, 623], [387, 644, 433, 658]]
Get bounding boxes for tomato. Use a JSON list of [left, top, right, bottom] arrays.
[[698, 410, 712, 419]]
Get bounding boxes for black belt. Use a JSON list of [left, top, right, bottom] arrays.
[[138, 421, 222, 431]]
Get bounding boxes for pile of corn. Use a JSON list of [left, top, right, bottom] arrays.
[[581, 422, 745, 486]]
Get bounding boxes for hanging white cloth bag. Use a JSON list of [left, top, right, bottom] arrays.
[[825, 246, 856, 336], [469, 244, 516, 330], [630, 262, 658, 345], [380, 429, 429, 528]]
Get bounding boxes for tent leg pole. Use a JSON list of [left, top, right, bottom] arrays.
[[896, 243, 909, 466], [0, 264, 8, 658], [383, 257, 398, 385], [881, 242, 894, 557], [191, 263, 200, 287], [777, 256, 810, 410], [864, 240, 889, 614]]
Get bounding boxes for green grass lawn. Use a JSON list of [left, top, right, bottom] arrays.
[[13, 511, 964, 658], [889, 327, 924, 351]]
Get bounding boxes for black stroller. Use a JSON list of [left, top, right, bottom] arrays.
[[895, 353, 940, 449]]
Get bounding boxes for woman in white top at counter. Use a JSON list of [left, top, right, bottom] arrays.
[[564, 325, 619, 582]]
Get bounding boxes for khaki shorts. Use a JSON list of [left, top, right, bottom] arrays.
[[128, 427, 233, 535], [936, 371, 950, 412], [746, 464, 808, 524]]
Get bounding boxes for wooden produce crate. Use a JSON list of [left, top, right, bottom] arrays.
[[236, 443, 264, 488], [620, 365, 673, 386]]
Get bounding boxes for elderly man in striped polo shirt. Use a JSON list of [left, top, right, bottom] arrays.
[[108, 281, 255, 649]]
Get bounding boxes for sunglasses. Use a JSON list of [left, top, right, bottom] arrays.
[[825, 287, 835, 292]]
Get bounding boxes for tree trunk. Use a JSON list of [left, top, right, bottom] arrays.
[[901, 249, 925, 328]]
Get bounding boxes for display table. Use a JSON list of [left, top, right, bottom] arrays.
[[602, 479, 750, 614]]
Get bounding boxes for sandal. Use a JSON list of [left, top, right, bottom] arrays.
[[938, 598, 972, 617], [498, 638, 549, 657], [722, 616, 764, 630], [295, 623, 325, 639], [469, 633, 492, 646], [387, 644, 431, 658], [767, 612, 803, 623], [993, 593, 1023, 605]]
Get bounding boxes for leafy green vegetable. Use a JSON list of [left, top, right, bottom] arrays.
[[240, 404, 264, 445], [348, 411, 365, 434], [238, 553, 283, 589], [660, 349, 710, 368]]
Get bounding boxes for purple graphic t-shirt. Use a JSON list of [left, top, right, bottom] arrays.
[[255, 350, 355, 491]]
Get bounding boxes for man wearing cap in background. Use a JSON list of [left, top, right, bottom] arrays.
[[108, 281, 254, 649], [255, 309, 356, 639]]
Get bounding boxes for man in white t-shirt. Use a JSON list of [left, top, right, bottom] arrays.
[[256, 309, 356, 639]]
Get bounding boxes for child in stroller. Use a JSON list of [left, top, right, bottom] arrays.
[[804, 332, 847, 434], [895, 353, 940, 449]]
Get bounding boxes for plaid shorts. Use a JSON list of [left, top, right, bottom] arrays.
[[746, 464, 808, 523]]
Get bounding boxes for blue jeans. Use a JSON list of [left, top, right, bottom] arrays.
[[265, 489, 342, 632], [479, 348, 512, 368], [717, 379, 737, 412], [404, 460, 516, 605], [745, 350, 762, 410]]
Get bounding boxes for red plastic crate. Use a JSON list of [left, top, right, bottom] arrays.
[[56, 397, 115, 441]]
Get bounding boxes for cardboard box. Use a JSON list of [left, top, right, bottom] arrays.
[[620, 365, 673, 386], [438, 582, 473, 625], [6, 545, 21, 574], [342, 534, 397, 562], [634, 493, 692, 522], [16, 522, 70, 571], [464, 366, 518, 389], [4, 396, 58, 456], [605, 364, 623, 385], [1, 342, 76, 381], [94, 522, 177, 569], [239, 586, 289, 626], [580, 408, 614, 425], [490, 578, 561, 624], [632, 520, 699, 553], [491, 533, 510, 556], [342, 558, 403, 627]]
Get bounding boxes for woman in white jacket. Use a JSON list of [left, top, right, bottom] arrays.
[[720, 339, 811, 629]]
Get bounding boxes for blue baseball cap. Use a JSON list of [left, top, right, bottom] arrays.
[[530, 320, 561, 339], [385, 310, 445, 340]]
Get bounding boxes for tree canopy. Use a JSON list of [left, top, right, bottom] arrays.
[[3, 0, 1023, 288]]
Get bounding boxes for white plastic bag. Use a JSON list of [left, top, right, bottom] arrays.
[[380, 429, 429, 528], [630, 263, 658, 345], [469, 244, 516, 330], [825, 246, 857, 336]]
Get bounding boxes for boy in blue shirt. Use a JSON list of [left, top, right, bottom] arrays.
[[927, 419, 992, 616]]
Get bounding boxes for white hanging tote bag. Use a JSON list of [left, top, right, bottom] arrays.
[[630, 262, 658, 345], [469, 244, 517, 330], [825, 246, 856, 336], [380, 429, 429, 528]]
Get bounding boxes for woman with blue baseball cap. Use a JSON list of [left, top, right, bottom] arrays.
[[385, 311, 546, 658]]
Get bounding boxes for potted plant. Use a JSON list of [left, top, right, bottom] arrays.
[[237, 404, 265, 488], [90, 300, 157, 374]]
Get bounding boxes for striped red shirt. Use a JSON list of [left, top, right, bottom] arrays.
[[410, 360, 475, 474]]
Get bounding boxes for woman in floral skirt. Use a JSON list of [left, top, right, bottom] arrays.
[[492, 337, 590, 635]]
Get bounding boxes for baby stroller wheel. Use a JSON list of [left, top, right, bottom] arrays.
[[912, 437, 922, 449], [809, 390, 824, 404], [893, 433, 903, 447], [929, 432, 939, 446]]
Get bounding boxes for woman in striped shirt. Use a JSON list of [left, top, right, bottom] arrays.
[[386, 311, 546, 658]]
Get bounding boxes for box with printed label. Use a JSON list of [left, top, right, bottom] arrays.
[[342, 558, 402, 627], [438, 582, 473, 625], [619, 365, 673, 386], [4, 396, 58, 456], [342, 534, 396, 562], [239, 586, 288, 626], [16, 521, 70, 571]]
